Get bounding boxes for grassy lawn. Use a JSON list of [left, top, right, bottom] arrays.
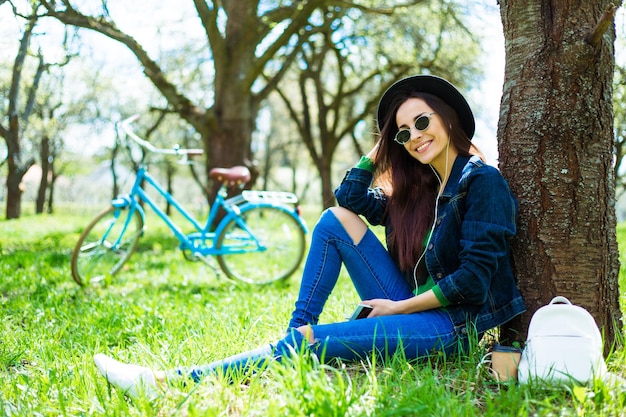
[[1, 206, 625, 416]]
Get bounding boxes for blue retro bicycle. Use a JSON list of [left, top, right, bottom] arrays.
[[71, 115, 308, 286]]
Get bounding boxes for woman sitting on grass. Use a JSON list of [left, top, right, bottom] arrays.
[[94, 74, 526, 399]]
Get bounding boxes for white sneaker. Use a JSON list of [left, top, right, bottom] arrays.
[[94, 353, 159, 400]]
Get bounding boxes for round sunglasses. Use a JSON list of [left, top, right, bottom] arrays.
[[394, 112, 435, 145]]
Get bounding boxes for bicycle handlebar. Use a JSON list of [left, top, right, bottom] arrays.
[[120, 114, 204, 157]]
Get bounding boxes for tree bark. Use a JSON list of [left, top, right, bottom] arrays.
[[5, 113, 34, 219], [47, 158, 57, 214], [498, 1, 622, 350], [36, 136, 50, 214], [166, 161, 174, 216]]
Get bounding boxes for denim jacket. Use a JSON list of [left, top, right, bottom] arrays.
[[334, 155, 526, 336]]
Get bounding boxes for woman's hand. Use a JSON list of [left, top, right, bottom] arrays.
[[363, 290, 442, 318], [362, 298, 402, 317], [366, 139, 382, 164]]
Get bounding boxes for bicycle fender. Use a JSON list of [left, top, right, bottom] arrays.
[[214, 202, 308, 239], [248, 202, 308, 232]]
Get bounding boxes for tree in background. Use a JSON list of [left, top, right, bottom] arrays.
[[36, 0, 327, 198], [0, 1, 83, 218], [39, 0, 451, 203], [1, 3, 52, 219], [498, 1, 622, 349], [32, 65, 73, 214], [613, 62, 626, 196]]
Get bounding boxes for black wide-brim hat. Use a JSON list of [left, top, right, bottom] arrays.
[[377, 75, 475, 140]]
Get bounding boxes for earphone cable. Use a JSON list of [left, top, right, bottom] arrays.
[[412, 137, 451, 291]]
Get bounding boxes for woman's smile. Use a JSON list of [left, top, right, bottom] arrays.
[[415, 140, 432, 153]]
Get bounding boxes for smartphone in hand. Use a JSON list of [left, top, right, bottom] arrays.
[[349, 304, 373, 320]]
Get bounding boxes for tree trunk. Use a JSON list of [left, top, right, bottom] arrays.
[[47, 159, 56, 214], [318, 159, 335, 209], [166, 161, 174, 216], [36, 136, 50, 214], [202, 101, 255, 199], [5, 114, 34, 219], [498, 1, 622, 350], [110, 140, 120, 199], [6, 160, 23, 220]]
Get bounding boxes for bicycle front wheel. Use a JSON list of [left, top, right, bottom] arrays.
[[216, 206, 306, 285], [71, 206, 144, 285]]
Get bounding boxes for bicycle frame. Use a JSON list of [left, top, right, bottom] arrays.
[[111, 165, 306, 257]]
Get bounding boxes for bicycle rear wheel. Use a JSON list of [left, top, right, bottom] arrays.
[[216, 205, 306, 285], [71, 206, 144, 285]]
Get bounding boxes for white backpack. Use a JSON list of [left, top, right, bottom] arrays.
[[518, 296, 607, 384]]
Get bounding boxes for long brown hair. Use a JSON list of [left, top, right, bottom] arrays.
[[375, 91, 480, 284]]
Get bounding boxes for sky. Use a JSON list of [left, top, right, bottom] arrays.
[[464, 2, 506, 165]]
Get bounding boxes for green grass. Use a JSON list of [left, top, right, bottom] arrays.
[[1, 208, 625, 416]]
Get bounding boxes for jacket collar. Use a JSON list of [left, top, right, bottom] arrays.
[[439, 154, 474, 199]]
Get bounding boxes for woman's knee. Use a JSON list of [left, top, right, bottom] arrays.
[[296, 325, 315, 343], [327, 207, 368, 244]]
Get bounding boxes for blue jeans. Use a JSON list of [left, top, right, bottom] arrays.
[[179, 209, 462, 382]]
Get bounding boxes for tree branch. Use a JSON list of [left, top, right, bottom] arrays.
[[330, 0, 428, 15], [22, 51, 48, 123], [39, 0, 205, 126], [9, 9, 37, 119], [585, 3, 616, 46], [248, 0, 324, 92], [193, 0, 226, 63]]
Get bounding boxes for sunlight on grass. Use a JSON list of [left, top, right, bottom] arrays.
[[0, 209, 625, 415]]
